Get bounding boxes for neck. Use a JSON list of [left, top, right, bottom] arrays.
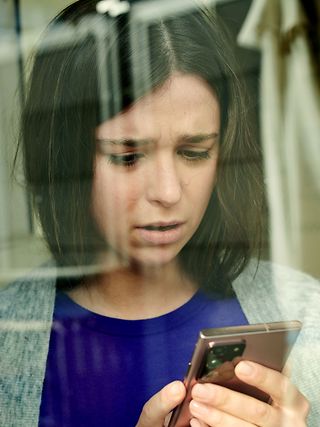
[[67, 259, 198, 320]]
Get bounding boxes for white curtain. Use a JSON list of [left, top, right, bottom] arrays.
[[238, 0, 320, 276]]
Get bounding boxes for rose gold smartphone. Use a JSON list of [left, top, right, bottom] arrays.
[[168, 320, 302, 427]]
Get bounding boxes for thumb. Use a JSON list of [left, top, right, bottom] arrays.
[[136, 381, 186, 427]]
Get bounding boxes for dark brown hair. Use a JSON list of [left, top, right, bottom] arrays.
[[19, 0, 265, 294]]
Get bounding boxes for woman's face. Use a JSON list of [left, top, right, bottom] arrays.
[[92, 73, 220, 267]]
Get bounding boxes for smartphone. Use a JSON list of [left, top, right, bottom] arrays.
[[168, 320, 302, 427]]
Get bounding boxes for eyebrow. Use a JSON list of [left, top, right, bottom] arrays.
[[179, 133, 219, 144], [96, 138, 151, 148], [96, 132, 219, 147]]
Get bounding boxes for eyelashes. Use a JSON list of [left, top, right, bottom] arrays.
[[107, 153, 144, 168], [178, 150, 211, 161], [106, 150, 212, 168]]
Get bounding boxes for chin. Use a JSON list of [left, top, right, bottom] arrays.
[[129, 247, 180, 269]]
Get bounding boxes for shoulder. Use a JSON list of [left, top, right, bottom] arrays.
[[232, 258, 320, 323], [234, 258, 319, 294], [0, 261, 57, 323]]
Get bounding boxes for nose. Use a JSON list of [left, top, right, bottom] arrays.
[[146, 156, 182, 207]]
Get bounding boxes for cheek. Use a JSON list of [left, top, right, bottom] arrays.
[[194, 159, 218, 196], [91, 163, 140, 230], [192, 161, 218, 216]]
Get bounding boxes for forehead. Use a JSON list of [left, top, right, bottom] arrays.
[[96, 73, 220, 140]]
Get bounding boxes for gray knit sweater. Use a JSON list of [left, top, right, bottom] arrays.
[[0, 260, 319, 426]]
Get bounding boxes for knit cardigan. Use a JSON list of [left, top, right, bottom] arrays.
[[0, 260, 319, 426]]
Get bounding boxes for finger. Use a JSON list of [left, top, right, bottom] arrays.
[[190, 417, 209, 427], [191, 383, 281, 427], [136, 381, 186, 427], [235, 361, 309, 411], [190, 400, 254, 427]]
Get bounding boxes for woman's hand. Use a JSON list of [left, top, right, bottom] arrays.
[[135, 381, 186, 427], [189, 361, 310, 427]]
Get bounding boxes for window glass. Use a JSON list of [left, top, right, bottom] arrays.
[[0, 1, 319, 426]]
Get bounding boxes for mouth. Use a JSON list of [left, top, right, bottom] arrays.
[[140, 223, 180, 232], [135, 222, 184, 245]]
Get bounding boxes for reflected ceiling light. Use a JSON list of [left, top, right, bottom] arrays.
[[96, 0, 130, 17]]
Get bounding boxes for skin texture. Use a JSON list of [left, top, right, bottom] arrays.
[[93, 73, 220, 268]]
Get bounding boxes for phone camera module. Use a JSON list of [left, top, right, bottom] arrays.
[[199, 341, 246, 380]]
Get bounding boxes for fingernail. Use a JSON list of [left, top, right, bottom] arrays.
[[190, 418, 201, 427], [190, 400, 208, 416], [192, 384, 209, 399], [237, 361, 255, 376]]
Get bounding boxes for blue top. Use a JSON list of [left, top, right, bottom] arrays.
[[39, 289, 248, 427]]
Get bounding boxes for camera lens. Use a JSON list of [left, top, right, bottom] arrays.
[[206, 352, 223, 369]]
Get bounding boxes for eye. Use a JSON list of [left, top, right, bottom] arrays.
[[178, 149, 211, 162], [107, 152, 144, 168]]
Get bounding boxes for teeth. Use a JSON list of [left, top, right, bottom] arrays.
[[144, 224, 177, 231]]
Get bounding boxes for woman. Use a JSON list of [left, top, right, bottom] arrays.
[[1, 0, 319, 426]]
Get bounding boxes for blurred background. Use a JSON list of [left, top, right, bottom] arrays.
[[0, 0, 319, 286]]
